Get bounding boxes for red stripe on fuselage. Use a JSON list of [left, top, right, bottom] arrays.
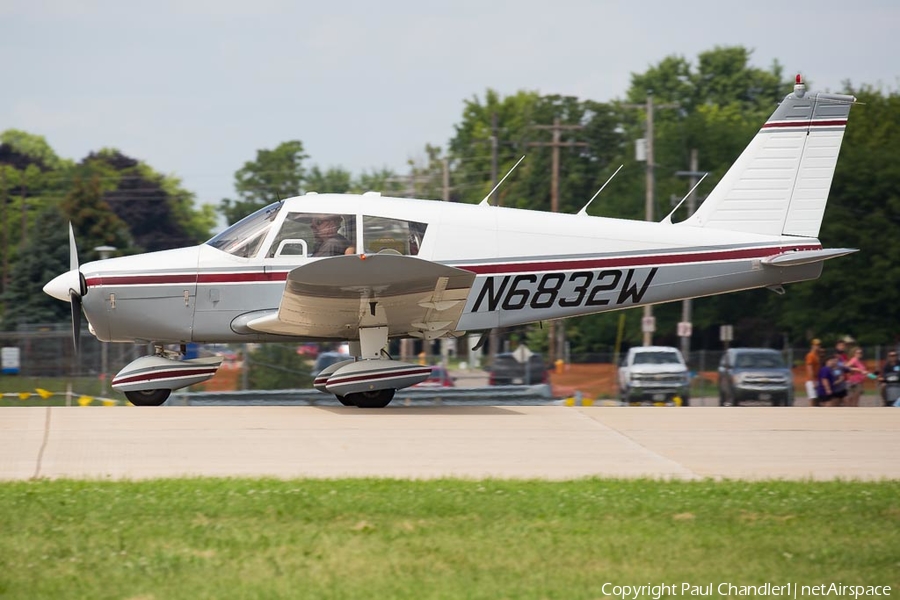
[[456, 244, 821, 275], [85, 244, 821, 287], [85, 272, 284, 287]]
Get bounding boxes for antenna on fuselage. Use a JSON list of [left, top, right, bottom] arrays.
[[661, 172, 708, 224], [479, 155, 526, 206], [577, 164, 623, 216]]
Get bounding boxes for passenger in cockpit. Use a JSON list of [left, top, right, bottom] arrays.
[[311, 214, 350, 257]]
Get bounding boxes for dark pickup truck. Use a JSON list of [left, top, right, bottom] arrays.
[[488, 352, 548, 385]]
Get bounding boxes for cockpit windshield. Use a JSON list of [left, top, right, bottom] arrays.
[[206, 202, 283, 258]]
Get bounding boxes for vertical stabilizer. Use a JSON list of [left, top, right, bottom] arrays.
[[683, 76, 855, 237]]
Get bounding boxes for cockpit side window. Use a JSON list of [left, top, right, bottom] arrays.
[[266, 212, 355, 258], [362, 216, 427, 256], [206, 202, 282, 258]]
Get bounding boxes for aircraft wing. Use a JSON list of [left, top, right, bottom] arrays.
[[246, 253, 476, 340]]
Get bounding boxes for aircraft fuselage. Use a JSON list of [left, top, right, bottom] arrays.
[[70, 194, 823, 345]]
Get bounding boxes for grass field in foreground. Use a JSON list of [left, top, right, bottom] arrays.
[[1, 479, 898, 599]]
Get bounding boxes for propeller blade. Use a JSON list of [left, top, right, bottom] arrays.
[[66, 223, 85, 361], [70, 290, 82, 358], [68, 223, 79, 272]]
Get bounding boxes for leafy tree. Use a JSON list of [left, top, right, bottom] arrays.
[[447, 89, 627, 218], [305, 166, 353, 194], [627, 47, 785, 113], [220, 141, 309, 224], [448, 89, 541, 206], [81, 149, 214, 251], [1, 206, 70, 329], [60, 175, 134, 262], [0, 130, 68, 171], [354, 168, 406, 196], [0, 147, 73, 299]]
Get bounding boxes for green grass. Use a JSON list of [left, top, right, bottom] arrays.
[[0, 479, 897, 599]]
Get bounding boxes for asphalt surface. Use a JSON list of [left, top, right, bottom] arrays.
[[2, 405, 898, 481]]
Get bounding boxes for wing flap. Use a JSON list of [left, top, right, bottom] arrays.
[[246, 254, 475, 339]]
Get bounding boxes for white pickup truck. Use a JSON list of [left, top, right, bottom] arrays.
[[618, 346, 690, 406]]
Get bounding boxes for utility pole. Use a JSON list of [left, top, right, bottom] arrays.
[[675, 149, 704, 362], [530, 118, 587, 212], [623, 93, 678, 346], [530, 118, 587, 363]]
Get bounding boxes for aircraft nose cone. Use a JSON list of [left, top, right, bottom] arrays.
[[43, 269, 81, 302]]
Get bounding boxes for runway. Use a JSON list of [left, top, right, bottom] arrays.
[[2, 406, 898, 481]]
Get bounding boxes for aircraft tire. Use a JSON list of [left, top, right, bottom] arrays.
[[335, 394, 355, 406], [347, 389, 395, 409], [124, 389, 171, 406]]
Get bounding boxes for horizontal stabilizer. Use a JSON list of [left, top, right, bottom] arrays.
[[761, 248, 857, 267]]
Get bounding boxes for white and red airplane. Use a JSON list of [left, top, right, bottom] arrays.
[[44, 76, 856, 408]]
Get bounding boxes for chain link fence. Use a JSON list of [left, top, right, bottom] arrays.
[[0, 325, 144, 378], [1, 326, 896, 399]]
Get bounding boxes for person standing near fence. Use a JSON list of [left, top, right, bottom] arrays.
[[805, 339, 822, 405], [845, 347, 869, 407], [831, 348, 849, 405], [816, 355, 843, 407]]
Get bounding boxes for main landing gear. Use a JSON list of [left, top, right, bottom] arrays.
[[112, 345, 223, 407], [315, 328, 430, 408]]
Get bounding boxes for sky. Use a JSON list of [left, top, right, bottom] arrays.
[[3, 0, 898, 211]]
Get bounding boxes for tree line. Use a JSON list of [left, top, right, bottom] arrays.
[[2, 46, 898, 352]]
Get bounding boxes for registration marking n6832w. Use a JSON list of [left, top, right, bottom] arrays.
[[471, 268, 658, 313]]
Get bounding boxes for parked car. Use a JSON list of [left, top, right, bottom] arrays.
[[412, 366, 455, 388], [618, 346, 690, 406], [718, 348, 793, 406], [488, 352, 547, 385], [311, 351, 351, 377], [296, 343, 319, 357]]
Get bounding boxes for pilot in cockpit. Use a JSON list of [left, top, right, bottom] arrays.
[[311, 214, 351, 257]]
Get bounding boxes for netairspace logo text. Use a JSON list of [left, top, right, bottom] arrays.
[[600, 582, 892, 600]]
